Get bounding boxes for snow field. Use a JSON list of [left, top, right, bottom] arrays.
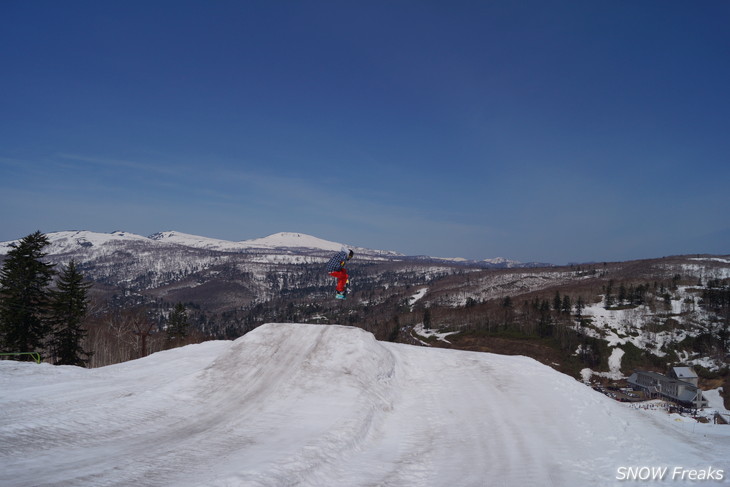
[[1, 323, 729, 486]]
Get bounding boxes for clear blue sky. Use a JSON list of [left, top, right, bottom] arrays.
[[1, 1, 728, 264]]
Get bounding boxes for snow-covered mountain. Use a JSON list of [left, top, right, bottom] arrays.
[[482, 256, 522, 267], [0, 230, 471, 315], [149, 231, 354, 253], [0, 229, 524, 310], [0, 230, 407, 286], [2, 323, 728, 486], [1, 230, 358, 255], [0, 230, 150, 255], [411, 254, 543, 269], [0, 230, 517, 263]]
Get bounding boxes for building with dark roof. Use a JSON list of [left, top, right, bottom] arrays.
[[627, 367, 707, 409]]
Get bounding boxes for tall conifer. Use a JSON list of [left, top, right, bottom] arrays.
[[166, 302, 190, 344], [0, 231, 55, 357], [49, 260, 92, 366]]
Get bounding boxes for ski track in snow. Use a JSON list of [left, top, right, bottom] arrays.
[[1, 323, 729, 487]]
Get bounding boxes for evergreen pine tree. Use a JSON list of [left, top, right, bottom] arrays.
[[166, 302, 190, 343], [561, 295, 572, 315], [605, 280, 615, 308], [575, 296, 585, 320], [538, 299, 553, 337], [0, 231, 55, 357], [552, 291, 562, 312], [423, 308, 432, 330], [49, 260, 92, 366], [502, 296, 514, 327]]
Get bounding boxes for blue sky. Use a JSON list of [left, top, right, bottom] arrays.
[[1, 1, 728, 264]]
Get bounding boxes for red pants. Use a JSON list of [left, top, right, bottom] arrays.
[[329, 269, 348, 292]]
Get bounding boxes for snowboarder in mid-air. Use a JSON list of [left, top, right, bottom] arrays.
[[325, 248, 354, 299]]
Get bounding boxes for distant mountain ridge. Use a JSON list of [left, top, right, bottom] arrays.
[[149, 231, 350, 253], [0, 229, 545, 321], [0, 230, 522, 264], [0, 230, 336, 254], [0, 230, 349, 254]]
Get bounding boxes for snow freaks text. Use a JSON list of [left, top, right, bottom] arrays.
[[616, 466, 724, 481]]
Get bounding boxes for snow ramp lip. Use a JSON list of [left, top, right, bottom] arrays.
[[197, 323, 397, 409]]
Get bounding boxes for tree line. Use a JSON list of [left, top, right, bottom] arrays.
[[0, 232, 199, 368], [0, 231, 92, 366]]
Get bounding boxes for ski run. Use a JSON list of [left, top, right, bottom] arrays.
[[1, 323, 729, 486]]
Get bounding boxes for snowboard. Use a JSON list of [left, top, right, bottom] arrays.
[[335, 279, 350, 299]]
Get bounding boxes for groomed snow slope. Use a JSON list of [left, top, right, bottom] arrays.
[[1, 323, 728, 486]]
